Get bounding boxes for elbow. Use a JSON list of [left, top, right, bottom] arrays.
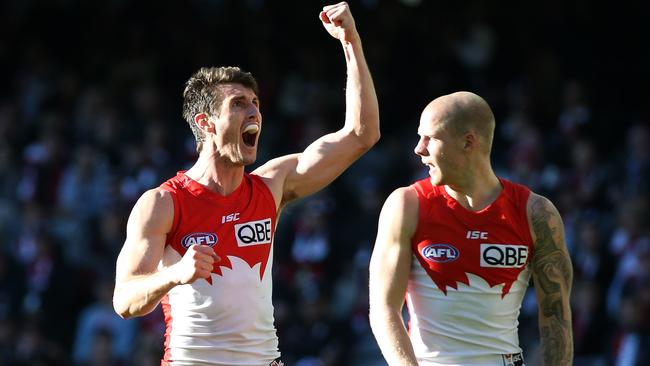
[[358, 127, 380, 150], [113, 292, 141, 319], [113, 299, 133, 319], [368, 129, 381, 147]]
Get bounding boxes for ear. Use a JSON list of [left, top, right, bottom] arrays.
[[194, 113, 216, 134], [463, 131, 476, 151]]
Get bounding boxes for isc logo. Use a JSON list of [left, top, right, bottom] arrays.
[[467, 230, 488, 240], [181, 232, 218, 248], [234, 218, 273, 247], [421, 244, 459, 263], [222, 213, 240, 224], [480, 244, 528, 268]]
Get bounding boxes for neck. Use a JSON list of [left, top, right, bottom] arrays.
[[444, 163, 501, 211], [184, 146, 245, 196]]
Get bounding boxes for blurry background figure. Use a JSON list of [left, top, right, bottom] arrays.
[[72, 277, 136, 366]]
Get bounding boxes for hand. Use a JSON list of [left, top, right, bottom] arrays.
[[319, 2, 359, 44], [173, 244, 220, 284]]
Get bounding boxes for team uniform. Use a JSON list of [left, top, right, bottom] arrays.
[[407, 178, 533, 366], [158, 171, 280, 366]]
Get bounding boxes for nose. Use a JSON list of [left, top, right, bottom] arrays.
[[414, 138, 428, 157], [247, 104, 260, 121]]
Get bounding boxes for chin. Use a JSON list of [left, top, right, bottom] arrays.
[[242, 153, 257, 166], [429, 174, 445, 186]]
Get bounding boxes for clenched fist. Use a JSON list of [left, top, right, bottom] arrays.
[[174, 244, 220, 285], [320, 2, 359, 44]]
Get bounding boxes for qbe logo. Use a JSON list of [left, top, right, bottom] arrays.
[[480, 244, 528, 268], [421, 244, 459, 263], [181, 232, 218, 248], [234, 218, 273, 247]]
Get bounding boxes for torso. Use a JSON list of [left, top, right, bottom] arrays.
[[408, 177, 533, 365], [158, 171, 279, 366]]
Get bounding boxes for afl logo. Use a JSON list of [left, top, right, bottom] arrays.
[[181, 232, 218, 248], [421, 244, 459, 263]]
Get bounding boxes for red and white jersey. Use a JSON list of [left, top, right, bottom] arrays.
[[159, 172, 280, 365], [408, 178, 533, 365]]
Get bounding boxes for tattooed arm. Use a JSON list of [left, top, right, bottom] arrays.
[[527, 193, 573, 366]]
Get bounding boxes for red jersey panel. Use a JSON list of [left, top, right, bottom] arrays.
[[161, 171, 277, 282], [411, 177, 533, 297]]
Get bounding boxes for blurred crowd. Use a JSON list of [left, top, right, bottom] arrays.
[[0, 0, 648, 365]]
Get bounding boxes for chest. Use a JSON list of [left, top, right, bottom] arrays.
[[166, 189, 277, 280], [411, 203, 533, 296]]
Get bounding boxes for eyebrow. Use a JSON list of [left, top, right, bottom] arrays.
[[231, 95, 259, 105]]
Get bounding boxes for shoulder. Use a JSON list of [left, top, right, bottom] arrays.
[[137, 187, 174, 209], [378, 186, 419, 235], [252, 154, 300, 179], [384, 186, 419, 209], [128, 188, 174, 232], [499, 178, 532, 205], [526, 192, 559, 219], [251, 154, 301, 206], [526, 192, 564, 244]]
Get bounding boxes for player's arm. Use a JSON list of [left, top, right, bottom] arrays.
[[368, 187, 419, 366], [527, 193, 574, 366], [253, 2, 379, 207], [113, 188, 217, 319]]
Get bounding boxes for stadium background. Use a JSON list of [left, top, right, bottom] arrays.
[[0, 0, 648, 365]]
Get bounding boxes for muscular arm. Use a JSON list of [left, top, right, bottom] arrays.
[[113, 189, 177, 318], [368, 187, 419, 365], [528, 193, 573, 366], [113, 189, 216, 318], [253, 2, 379, 207]]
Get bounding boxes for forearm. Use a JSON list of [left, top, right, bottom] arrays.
[[342, 38, 380, 147], [113, 267, 179, 318], [369, 308, 419, 366], [538, 297, 573, 365]]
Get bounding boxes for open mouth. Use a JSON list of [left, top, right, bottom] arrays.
[[242, 124, 259, 148]]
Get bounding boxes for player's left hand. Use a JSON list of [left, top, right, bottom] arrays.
[[319, 2, 359, 44]]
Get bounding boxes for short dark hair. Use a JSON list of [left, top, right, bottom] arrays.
[[182, 66, 258, 152]]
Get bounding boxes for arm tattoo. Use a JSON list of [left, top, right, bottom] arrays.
[[530, 196, 573, 365]]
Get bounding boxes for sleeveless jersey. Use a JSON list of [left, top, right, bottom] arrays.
[[408, 178, 533, 365], [159, 171, 279, 365]]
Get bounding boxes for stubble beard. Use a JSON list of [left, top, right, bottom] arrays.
[[229, 145, 256, 166]]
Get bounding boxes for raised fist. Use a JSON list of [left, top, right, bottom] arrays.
[[174, 244, 220, 284], [319, 2, 359, 44]]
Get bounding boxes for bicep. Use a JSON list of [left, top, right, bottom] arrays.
[[255, 131, 368, 205], [115, 189, 173, 282], [369, 188, 418, 311]]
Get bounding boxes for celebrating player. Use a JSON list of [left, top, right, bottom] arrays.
[[112, 3, 379, 365], [369, 92, 572, 365]]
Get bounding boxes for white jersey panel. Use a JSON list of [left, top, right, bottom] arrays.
[[165, 246, 279, 365], [407, 255, 532, 365]]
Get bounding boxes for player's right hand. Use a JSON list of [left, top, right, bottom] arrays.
[[173, 244, 220, 284]]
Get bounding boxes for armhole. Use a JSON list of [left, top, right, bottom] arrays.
[[161, 187, 180, 246], [249, 173, 278, 219], [408, 183, 425, 248]]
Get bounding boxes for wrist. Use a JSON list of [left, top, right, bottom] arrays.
[[342, 31, 361, 47], [163, 263, 183, 286]]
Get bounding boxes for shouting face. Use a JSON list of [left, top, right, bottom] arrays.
[[209, 83, 262, 166]]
